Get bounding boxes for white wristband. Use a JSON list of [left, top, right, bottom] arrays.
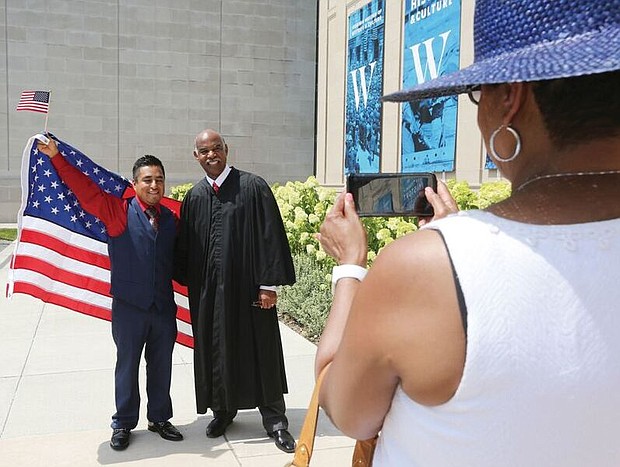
[[331, 264, 367, 294]]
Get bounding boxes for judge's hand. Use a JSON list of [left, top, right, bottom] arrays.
[[36, 135, 59, 158], [417, 179, 459, 227], [255, 289, 277, 309], [318, 192, 367, 266]]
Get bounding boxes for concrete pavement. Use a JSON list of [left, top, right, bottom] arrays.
[[0, 239, 355, 466]]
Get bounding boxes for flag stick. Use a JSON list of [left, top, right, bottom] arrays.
[[44, 90, 51, 132]]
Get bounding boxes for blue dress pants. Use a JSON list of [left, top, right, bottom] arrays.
[[110, 299, 177, 429]]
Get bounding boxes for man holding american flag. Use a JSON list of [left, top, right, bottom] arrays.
[[36, 135, 184, 451]]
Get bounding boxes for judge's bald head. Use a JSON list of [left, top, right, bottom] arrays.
[[193, 129, 228, 179]]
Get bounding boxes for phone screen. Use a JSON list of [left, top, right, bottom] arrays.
[[346, 173, 437, 217]]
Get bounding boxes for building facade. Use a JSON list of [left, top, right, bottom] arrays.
[[2, 0, 503, 224], [0, 0, 318, 222], [315, 0, 500, 189]]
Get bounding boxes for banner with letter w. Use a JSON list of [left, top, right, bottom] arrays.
[[344, 0, 385, 175], [401, 0, 462, 173]]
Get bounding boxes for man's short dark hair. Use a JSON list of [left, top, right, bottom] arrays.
[[532, 70, 620, 149], [132, 155, 165, 180]]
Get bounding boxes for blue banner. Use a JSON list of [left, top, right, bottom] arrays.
[[345, 0, 385, 174], [485, 154, 497, 169], [401, 0, 461, 173]]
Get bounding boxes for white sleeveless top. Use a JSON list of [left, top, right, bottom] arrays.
[[373, 210, 620, 466]]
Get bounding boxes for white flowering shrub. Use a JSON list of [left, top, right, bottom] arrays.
[[169, 183, 193, 201], [446, 179, 511, 210], [170, 176, 510, 341], [271, 177, 337, 267]]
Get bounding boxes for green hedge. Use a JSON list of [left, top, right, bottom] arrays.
[[0, 228, 17, 242], [171, 176, 511, 341]]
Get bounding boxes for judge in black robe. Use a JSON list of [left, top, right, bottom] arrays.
[[175, 129, 296, 452]]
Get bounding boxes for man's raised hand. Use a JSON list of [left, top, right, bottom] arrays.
[[36, 134, 59, 158]]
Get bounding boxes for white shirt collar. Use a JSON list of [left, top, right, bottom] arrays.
[[206, 165, 231, 188]]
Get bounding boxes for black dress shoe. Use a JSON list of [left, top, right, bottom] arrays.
[[205, 416, 233, 438], [110, 428, 131, 451], [268, 429, 296, 453], [148, 421, 184, 441]]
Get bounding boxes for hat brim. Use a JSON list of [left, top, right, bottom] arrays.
[[383, 25, 619, 102]]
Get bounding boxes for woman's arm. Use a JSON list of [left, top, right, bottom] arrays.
[[315, 192, 368, 377], [316, 191, 464, 440]]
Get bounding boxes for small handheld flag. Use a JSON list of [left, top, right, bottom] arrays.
[[16, 90, 50, 114]]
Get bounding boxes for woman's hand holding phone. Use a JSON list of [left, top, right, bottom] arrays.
[[318, 192, 367, 267], [417, 180, 459, 226]]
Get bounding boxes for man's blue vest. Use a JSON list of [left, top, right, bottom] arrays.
[[107, 197, 176, 313]]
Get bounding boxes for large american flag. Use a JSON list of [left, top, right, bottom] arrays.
[[6, 134, 194, 348]]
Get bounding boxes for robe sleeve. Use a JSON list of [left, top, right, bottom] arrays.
[[248, 176, 296, 287]]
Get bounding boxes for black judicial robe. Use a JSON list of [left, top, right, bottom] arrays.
[[175, 168, 296, 413]]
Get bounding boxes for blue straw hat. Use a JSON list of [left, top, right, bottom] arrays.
[[383, 0, 620, 102]]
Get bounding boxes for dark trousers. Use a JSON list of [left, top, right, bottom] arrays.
[[110, 300, 177, 430], [215, 396, 288, 433]]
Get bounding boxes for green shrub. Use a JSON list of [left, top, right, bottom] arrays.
[[475, 180, 512, 209], [169, 183, 193, 201], [0, 228, 17, 242], [447, 179, 477, 210], [446, 178, 512, 210], [272, 176, 337, 267], [271, 176, 422, 266], [360, 216, 418, 264], [170, 176, 511, 340], [278, 253, 333, 342]]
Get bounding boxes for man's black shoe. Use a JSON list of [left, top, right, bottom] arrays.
[[268, 429, 296, 453], [110, 428, 131, 450], [148, 421, 184, 441], [205, 417, 233, 438]]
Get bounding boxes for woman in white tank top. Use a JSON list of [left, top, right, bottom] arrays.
[[315, 1, 620, 465]]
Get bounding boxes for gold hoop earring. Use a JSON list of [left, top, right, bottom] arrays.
[[489, 124, 521, 163]]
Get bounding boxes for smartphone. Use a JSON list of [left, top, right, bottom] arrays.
[[346, 172, 437, 217]]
